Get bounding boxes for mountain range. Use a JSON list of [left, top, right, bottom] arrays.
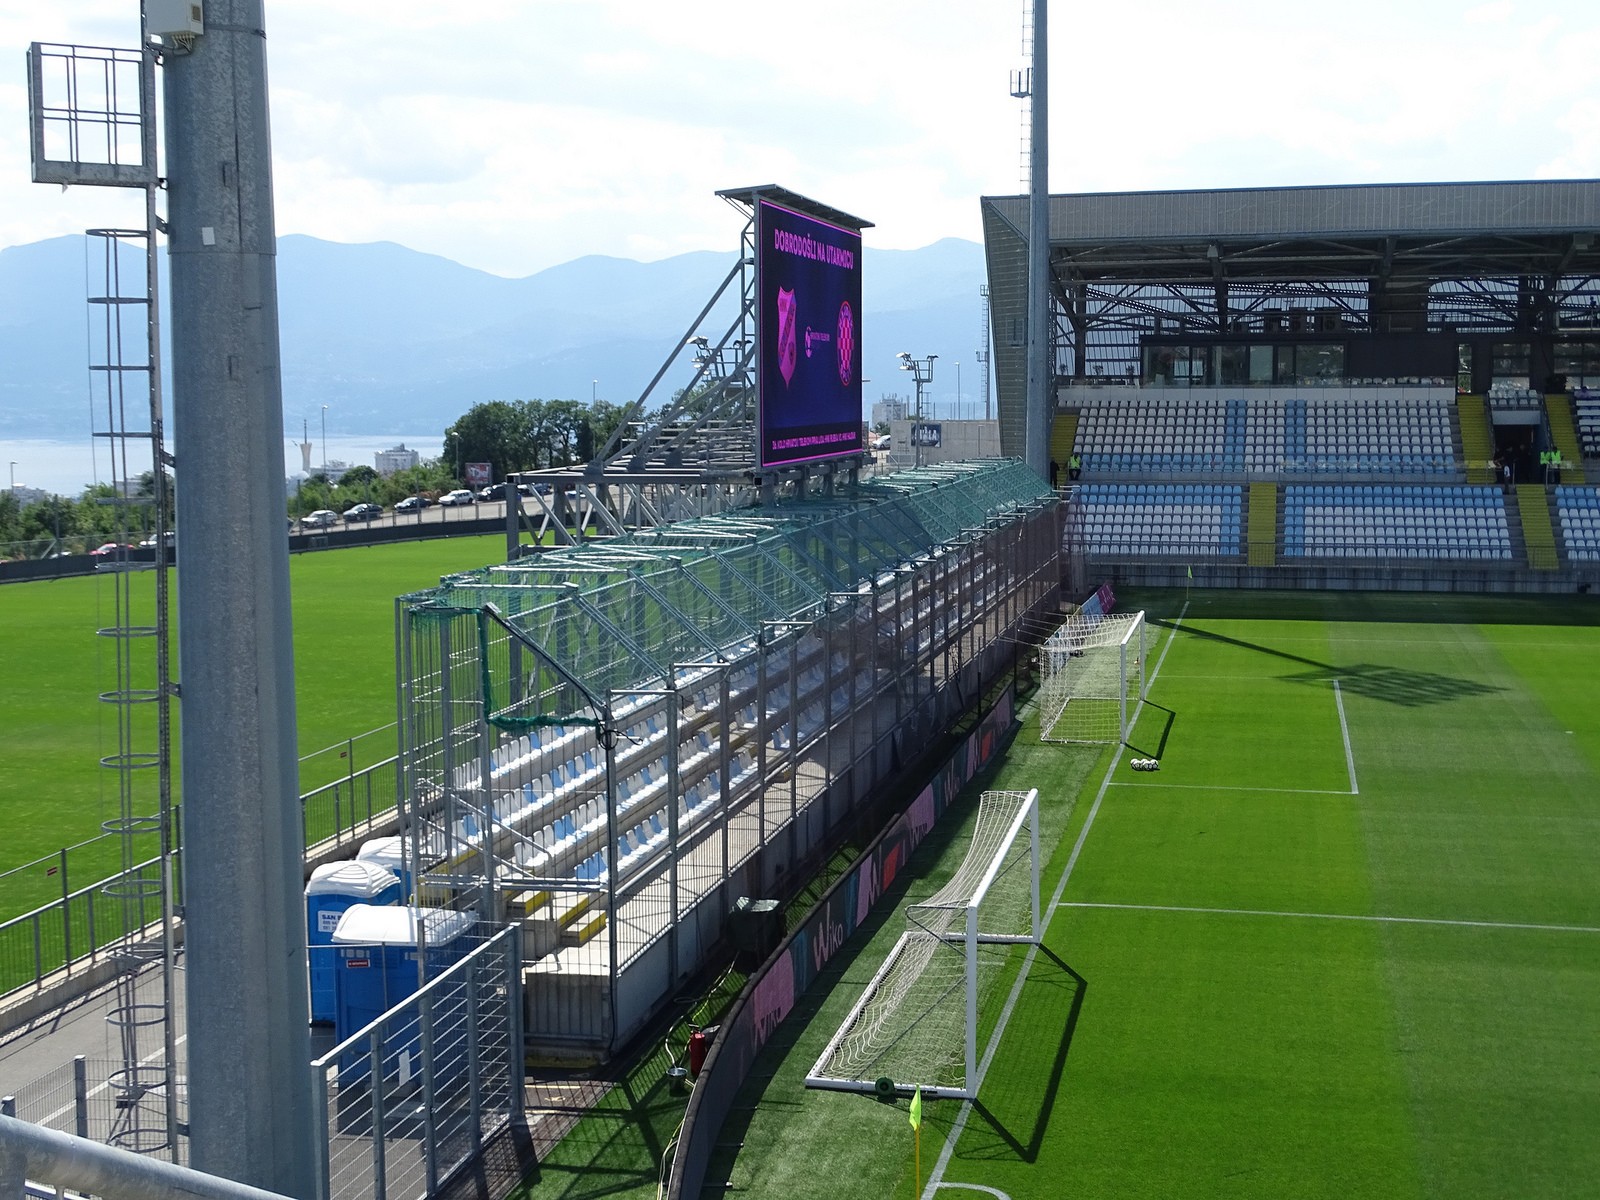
[[0, 232, 989, 441]]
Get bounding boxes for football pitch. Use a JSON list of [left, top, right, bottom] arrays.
[[692, 589, 1600, 1200], [0, 534, 508, 912]]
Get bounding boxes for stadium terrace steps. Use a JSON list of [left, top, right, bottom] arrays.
[[1455, 395, 1496, 484], [1051, 411, 1079, 479], [1544, 395, 1588, 484], [1247, 482, 1278, 566], [1514, 484, 1560, 569]]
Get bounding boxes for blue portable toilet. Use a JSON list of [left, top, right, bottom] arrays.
[[355, 836, 413, 896], [330, 904, 478, 1082], [305, 860, 401, 1024]]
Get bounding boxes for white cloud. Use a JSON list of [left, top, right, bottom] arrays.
[[3, 1, 1600, 275]]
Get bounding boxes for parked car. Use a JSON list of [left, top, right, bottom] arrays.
[[300, 509, 339, 528], [394, 495, 426, 514], [342, 502, 383, 523], [89, 542, 136, 558], [438, 488, 476, 507], [477, 482, 507, 501], [139, 531, 176, 548]]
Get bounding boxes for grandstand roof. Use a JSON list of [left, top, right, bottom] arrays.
[[981, 179, 1600, 456], [983, 179, 1600, 249], [404, 459, 1051, 712]]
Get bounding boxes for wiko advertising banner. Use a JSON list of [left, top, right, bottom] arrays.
[[757, 200, 864, 468], [669, 687, 1017, 1199]]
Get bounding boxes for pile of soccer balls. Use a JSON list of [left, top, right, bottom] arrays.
[[1129, 757, 1161, 772]]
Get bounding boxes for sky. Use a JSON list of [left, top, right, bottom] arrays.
[[3, 1, 1600, 278]]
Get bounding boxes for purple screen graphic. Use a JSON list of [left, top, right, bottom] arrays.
[[757, 200, 864, 469]]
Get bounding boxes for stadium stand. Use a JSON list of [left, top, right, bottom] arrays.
[[1487, 380, 1541, 412], [1574, 389, 1600, 460], [1074, 391, 1457, 479], [1282, 484, 1511, 560], [1071, 482, 1242, 556], [1554, 485, 1600, 562]]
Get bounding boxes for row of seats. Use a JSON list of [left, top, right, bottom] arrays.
[[1555, 485, 1600, 561], [432, 550, 1012, 899], [1282, 484, 1511, 560], [1573, 390, 1600, 458], [1070, 484, 1244, 556], [1074, 395, 1457, 477]]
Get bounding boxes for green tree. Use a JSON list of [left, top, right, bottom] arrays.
[[0, 492, 21, 547], [444, 400, 539, 483]]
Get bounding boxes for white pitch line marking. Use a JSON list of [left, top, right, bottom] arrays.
[[922, 604, 1189, 1199], [1108, 782, 1356, 796], [935, 1184, 1014, 1199], [1332, 679, 1358, 795], [1060, 901, 1600, 936]]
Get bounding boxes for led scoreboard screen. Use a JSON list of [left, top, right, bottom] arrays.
[[757, 199, 864, 469]]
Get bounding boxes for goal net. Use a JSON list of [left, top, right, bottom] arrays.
[[1039, 610, 1146, 744], [805, 789, 1041, 1100]]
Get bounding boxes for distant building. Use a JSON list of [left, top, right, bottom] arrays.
[[8, 485, 48, 506], [871, 395, 910, 426], [375, 444, 421, 476]]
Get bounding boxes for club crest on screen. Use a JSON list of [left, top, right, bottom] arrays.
[[777, 288, 798, 386], [837, 301, 855, 385]]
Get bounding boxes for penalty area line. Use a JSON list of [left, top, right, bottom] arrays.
[[922, 602, 1189, 1199], [1333, 679, 1358, 795], [1107, 782, 1356, 796], [1060, 901, 1600, 936]]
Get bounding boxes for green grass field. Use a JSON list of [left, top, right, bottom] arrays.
[[0, 535, 507, 912], [522, 589, 1600, 1200]]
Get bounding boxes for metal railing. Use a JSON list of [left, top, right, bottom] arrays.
[[0, 856, 170, 997], [0, 1111, 293, 1200], [310, 925, 522, 1200], [0, 731, 401, 1009], [303, 757, 401, 852], [0, 1054, 183, 1162]]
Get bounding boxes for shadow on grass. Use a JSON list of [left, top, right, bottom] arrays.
[[1126, 703, 1174, 759], [695, 753, 1021, 1195], [1149, 618, 1504, 708], [1126, 587, 1600, 628], [960, 948, 1086, 1165]]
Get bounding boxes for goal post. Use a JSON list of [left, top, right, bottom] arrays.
[[1039, 609, 1146, 745], [805, 789, 1041, 1100]]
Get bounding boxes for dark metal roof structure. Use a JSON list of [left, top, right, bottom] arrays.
[[982, 179, 1600, 456]]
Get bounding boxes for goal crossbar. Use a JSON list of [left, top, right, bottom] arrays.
[[804, 788, 1041, 1100]]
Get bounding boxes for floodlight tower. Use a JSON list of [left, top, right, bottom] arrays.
[[1024, 0, 1051, 479], [161, 0, 316, 1193], [898, 352, 937, 467]]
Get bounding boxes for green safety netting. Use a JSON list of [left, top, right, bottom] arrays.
[[404, 459, 1053, 712]]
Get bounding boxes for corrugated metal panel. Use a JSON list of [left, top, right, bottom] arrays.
[[984, 179, 1600, 244]]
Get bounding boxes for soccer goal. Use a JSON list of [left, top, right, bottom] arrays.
[[805, 789, 1041, 1100], [1039, 609, 1146, 744]]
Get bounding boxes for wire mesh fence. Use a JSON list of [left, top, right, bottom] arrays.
[[1, 1053, 186, 1164], [0, 853, 174, 995], [311, 925, 521, 1200]]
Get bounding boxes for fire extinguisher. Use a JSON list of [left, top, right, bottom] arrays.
[[688, 1024, 719, 1077]]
